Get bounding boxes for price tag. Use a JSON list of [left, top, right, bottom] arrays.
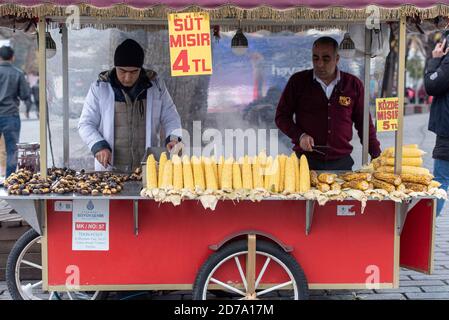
[[168, 12, 213, 77], [376, 97, 399, 132]]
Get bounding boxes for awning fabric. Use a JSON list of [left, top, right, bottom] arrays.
[[1, 1, 449, 20]]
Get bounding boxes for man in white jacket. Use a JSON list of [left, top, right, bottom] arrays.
[[78, 39, 182, 172]]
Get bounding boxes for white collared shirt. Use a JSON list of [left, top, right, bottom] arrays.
[[313, 69, 341, 99]]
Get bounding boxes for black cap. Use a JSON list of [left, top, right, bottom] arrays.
[[0, 46, 14, 61], [114, 39, 144, 68]]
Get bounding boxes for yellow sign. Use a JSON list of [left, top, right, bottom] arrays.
[[168, 12, 213, 77], [376, 97, 399, 132]]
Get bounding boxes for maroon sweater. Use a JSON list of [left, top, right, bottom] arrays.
[[275, 69, 381, 161]]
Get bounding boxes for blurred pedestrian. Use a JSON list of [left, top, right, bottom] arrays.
[[424, 38, 449, 217], [0, 46, 31, 177]]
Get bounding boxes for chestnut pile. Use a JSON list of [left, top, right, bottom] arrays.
[[4, 167, 141, 196]]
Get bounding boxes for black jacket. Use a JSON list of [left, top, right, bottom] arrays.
[[424, 56, 449, 160]]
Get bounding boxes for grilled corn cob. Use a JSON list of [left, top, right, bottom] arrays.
[[342, 179, 370, 191], [429, 180, 442, 188], [310, 170, 319, 187], [371, 178, 396, 192], [404, 182, 428, 192], [331, 182, 341, 191], [317, 183, 331, 192], [373, 172, 402, 186], [377, 166, 431, 176], [318, 173, 337, 184], [340, 172, 372, 182], [400, 173, 432, 185]]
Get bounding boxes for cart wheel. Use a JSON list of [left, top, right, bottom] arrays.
[[6, 229, 108, 300], [193, 239, 309, 300]]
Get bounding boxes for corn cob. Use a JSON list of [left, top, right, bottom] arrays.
[[310, 170, 319, 187], [278, 155, 287, 193], [252, 156, 264, 189], [331, 182, 341, 191], [299, 155, 311, 193], [429, 180, 442, 188], [342, 179, 370, 191], [242, 156, 253, 190], [217, 156, 224, 189], [368, 183, 374, 190], [182, 155, 194, 191], [258, 151, 267, 166], [317, 183, 330, 192], [212, 157, 218, 187], [283, 156, 296, 193], [204, 157, 218, 191], [264, 156, 274, 190], [371, 178, 396, 192], [290, 153, 301, 192], [221, 157, 234, 191], [192, 156, 205, 190], [145, 154, 158, 189], [377, 166, 431, 176], [404, 182, 428, 192], [158, 152, 168, 188], [373, 172, 402, 186], [271, 156, 281, 193], [160, 160, 173, 189], [400, 173, 432, 185], [340, 172, 372, 182], [233, 162, 243, 190], [396, 184, 406, 192], [383, 147, 425, 158], [381, 157, 423, 167], [172, 155, 183, 190], [318, 173, 337, 184]]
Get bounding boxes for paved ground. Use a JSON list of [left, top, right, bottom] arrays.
[[0, 112, 448, 300]]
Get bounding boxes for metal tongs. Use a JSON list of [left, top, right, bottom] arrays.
[[311, 145, 330, 156]]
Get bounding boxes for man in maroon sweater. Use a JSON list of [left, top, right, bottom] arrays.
[[275, 36, 381, 170]]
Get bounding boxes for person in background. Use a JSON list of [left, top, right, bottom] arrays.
[[424, 38, 449, 217], [0, 46, 30, 177], [78, 39, 182, 172], [275, 36, 381, 170]]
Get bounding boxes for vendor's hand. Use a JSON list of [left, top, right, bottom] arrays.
[[432, 39, 449, 58], [95, 149, 112, 168], [166, 141, 179, 153], [299, 134, 314, 152]]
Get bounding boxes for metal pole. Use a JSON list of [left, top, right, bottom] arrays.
[[362, 28, 372, 165], [38, 19, 47, 178], [394, 17, 406, 174], [62, 25, 70, 168]]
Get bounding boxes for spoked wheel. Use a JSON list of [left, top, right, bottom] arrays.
[[6, 229, 107, 300], [193, 238, 309, 300]]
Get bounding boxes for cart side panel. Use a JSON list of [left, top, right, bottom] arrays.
[[46, 200, 396, 288], [400, 199, 435, 274]]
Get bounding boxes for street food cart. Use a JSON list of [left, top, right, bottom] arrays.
[[0, 0, 447, 300]]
